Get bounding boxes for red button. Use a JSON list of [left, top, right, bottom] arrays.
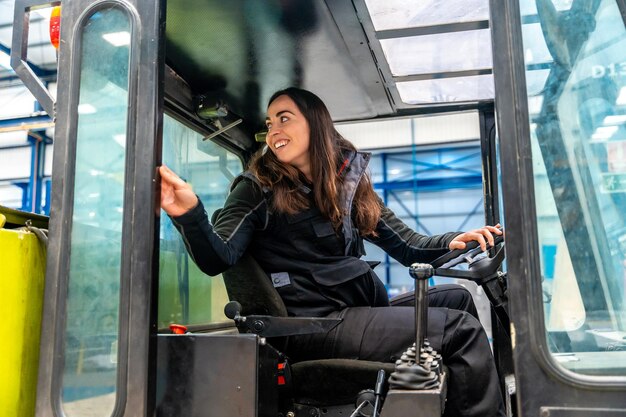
[[169, 324, 188, 334]]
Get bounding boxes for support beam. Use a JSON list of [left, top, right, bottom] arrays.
[[373, 175, 482, 192], [376, 20, 490, 40], [0, 113, 54, 133]]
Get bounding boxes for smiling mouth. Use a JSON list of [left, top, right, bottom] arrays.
[[274, 139, 289, 149]]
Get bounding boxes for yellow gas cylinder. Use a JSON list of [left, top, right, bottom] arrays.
[[0, 207, 48, 417]]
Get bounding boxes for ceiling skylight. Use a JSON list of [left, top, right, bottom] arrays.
[[364, 0, 489, 31], [361, 0, 496, 105], [380, 29, 492, 76], [396, 74, 494, 104]]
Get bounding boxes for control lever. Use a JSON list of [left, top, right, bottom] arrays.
[[388, 264, 441, 390], [409, 263, 433, 350], [371, 369, 386, 417]]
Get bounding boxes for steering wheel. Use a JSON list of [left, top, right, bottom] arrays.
[[430, 234, 505, 283], [429, 233, 509, 328]]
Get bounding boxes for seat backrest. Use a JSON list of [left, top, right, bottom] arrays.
[[222, 251, 289, 317], [211, 208, 288, 317]]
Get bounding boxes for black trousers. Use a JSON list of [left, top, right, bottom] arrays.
[[288, 284, 506, 417]]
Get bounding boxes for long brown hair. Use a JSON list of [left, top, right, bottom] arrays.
[[248, 88, 381, 236]]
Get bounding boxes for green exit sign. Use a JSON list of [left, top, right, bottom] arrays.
[[601, 173, 626, 193]]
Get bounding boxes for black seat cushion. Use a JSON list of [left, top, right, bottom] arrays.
[[291, 359, 396, 406]]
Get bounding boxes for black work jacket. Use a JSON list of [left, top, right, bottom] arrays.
[[171, 151, 460, 317]]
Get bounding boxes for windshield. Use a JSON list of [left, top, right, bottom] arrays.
[[520, 0, 626, 375]]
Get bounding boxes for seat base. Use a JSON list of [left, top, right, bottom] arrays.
[[291, 358, 396, 406]]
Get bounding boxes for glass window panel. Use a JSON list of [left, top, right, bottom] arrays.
[[362, 146, 483, 291], [61, 6, 131, 416], [158, 115, 243, 328], [519, 0, 626, 376], [522, 23, 553, 65], [520, 0, 573, 17], [364, 0, 489, 31], [397, 74, 494, 104], [526, 69, 551, 96], [380, 29, 492, 76]]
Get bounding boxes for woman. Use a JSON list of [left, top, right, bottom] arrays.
[[160, 87, 505, 417]]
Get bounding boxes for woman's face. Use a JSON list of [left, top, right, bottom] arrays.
[[266, 95, 311, 176]]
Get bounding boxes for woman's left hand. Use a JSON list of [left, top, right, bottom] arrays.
[[449, 224, 503, 251]]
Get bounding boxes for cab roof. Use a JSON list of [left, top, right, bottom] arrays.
[[164, 0, 495, 126]]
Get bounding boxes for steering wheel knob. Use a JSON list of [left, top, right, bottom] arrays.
[[409, 263, 434, 280]]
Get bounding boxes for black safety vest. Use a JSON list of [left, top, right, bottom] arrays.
[[237, 151, 389, 317]]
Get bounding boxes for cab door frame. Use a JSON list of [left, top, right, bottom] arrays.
[[32, 0, 166, 415], [490, 0, 626, 414]]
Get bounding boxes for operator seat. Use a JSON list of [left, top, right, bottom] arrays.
[[221, 250, 395, 407]]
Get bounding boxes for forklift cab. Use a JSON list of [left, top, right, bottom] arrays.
[[8, 0, 626, 416]]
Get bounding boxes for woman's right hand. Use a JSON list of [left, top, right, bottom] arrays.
[[159, 165, 199, 217]]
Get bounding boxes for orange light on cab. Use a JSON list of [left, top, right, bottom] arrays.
[[49, 6, 61, 49]]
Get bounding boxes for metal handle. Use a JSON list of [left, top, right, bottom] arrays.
[[11, 0, 59, 119]]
